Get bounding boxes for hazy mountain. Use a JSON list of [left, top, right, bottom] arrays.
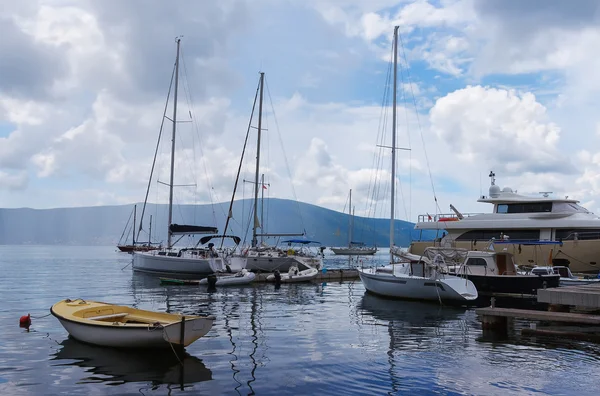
[[0, 198, 434, 247]]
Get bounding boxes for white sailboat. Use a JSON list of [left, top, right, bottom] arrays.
[[357, 26, 478, 303], [132, 38, 245, 278], [330, 189, 377, 255], [235, 73, 323, 273]]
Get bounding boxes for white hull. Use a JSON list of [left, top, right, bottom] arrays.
[[266, 267, 319, 283], [358, 267, 477, 302], [330, 247, 377, 255], [54, 316, 213, 348], [245, 254, 322, 272], [559, 278, 600, 286], [198, 271, 256, 286], [132, 251, 223, 279]]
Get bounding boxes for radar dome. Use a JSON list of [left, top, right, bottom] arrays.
[[502, 187, 513, 193], [489, 184, 501, 198]]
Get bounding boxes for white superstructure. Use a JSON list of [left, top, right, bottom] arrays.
[[410, 172, 600, 273]]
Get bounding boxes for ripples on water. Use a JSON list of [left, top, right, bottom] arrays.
[[0, 246, 599, 395]]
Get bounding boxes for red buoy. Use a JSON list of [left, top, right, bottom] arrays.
[[19, 314, 31, 331]]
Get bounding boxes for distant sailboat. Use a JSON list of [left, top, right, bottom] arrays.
[[132, 38, 245, 278], [330, 189, 377, 256], [117, 205, 160, 253]]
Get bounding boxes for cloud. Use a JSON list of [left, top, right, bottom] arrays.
[[429, 85, 574, 176], [0, 15, 68, 100], [0, 170, 28, 191]]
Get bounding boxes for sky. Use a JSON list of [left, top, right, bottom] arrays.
[[2, 0, 600, 223]]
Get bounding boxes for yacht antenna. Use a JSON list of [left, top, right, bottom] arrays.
[[489, 171, 496, 186]]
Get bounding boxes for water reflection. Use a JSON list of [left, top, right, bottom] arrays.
[[51, 338, 212, 388], [357, 293, 473, 394]]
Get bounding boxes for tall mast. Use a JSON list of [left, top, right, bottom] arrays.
[[149, 215, 153, 247], [251, 72, 265, 248], [348, 189, 352, 247], [132, 204, 137, 245], [390, 26, 398, 262], [167, 38, 181, 249], [261, 173, 265, 245]]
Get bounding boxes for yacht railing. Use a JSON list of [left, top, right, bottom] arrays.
[[417, 213, 484, 223]]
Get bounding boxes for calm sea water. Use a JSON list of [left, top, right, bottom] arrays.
[[1, 246, 599, 395]]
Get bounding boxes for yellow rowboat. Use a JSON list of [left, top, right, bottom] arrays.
[[51, 299, 215, 349]]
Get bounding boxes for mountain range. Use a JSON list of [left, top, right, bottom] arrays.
[[0, 198, 433, 247]]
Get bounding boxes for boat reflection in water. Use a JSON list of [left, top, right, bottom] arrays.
[[357, 293, 473, 394], [52, 337, 212, 388], [358, 293, 471, 348]]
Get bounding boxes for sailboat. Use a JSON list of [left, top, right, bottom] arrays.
[[236, 73, 323, 273], [117, 205, 160, 253], [132, 38, 245, 278], [357, 27, 478, 303], [330, 189, 377, 255]]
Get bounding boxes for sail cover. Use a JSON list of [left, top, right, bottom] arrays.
[[169, 224, 218, 235]]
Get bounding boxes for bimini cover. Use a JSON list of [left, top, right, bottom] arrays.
[[199, 235, 242, 245]]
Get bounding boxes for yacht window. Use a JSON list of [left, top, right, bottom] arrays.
[[555, 229, 600, 240], [531, 268, 552, 276], [497, 204, 508, 214], [466, 258, 487, 266], [456, 229, 540, 241], [553, 202, 589, 213], [571, 203, 590, 213], [503, 202, 552, 213]]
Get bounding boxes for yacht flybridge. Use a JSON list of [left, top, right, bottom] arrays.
[[409, 172, 600, 274]]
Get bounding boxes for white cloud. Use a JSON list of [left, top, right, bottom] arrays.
[[0, 170, 28, 191], [430, 85, 572, 175]]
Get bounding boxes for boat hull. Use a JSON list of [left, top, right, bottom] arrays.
[[132, 251, 223, 279], [457, 273, 560, 294], [358, 268, 477, 302], [198, 271, 256, 286], [245, 254, 321, 272], [559, 278, 600, 286], [51, 300, 214, 348], [266, 267, 319, 283], [330, 247, 377, 255], [117, 245, 160, 253]]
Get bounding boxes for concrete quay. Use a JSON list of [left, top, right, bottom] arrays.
[[537, 283, 600, 308], [476, 284, 600, 342]]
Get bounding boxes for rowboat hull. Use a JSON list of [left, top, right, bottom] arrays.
[[51, 299, 214, 349]]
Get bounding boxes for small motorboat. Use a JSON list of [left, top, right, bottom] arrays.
[[51, 299, 215, 349], [198, 269, 256, 286], [530, 266, 600, 286], [266, 265, 319, 283]]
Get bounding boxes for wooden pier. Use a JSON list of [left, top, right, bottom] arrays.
[[476, 283, 600, 342]]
